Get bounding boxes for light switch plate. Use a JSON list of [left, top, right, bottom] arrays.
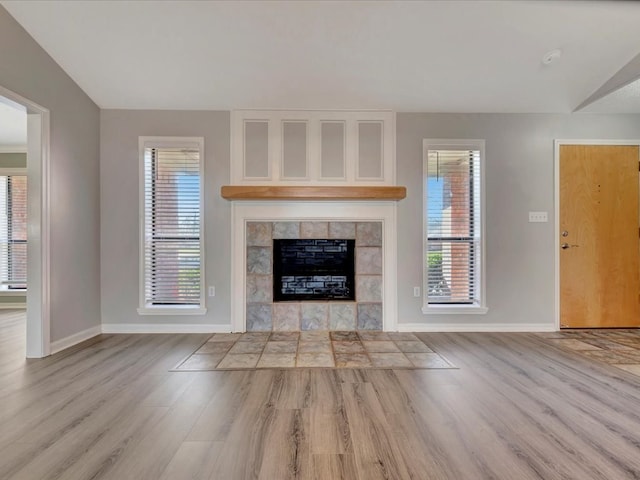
[[528, 211, 548, 223]]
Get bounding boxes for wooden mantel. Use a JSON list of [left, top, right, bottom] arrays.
[[220, 185, 406, 201]]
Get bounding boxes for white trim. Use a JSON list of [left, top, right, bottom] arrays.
[[422, 139, 486, 314], [232, 110, 395, 185], [554, 139, 640, 330], [0, 302, 26, 309], [102, 323, 230, 334], [0, 290, 26, 297], [231, 201, 398, 332], [0, 95, 26, 112], [138, 136, 145, 312], [398, 323, 556, 332], [137, 306, 207, 316], [0, 146, 27, 154], [32, 110, 51, 358], [138, 136, 206, 313], [0, 85, 51, 358], [50, 325, 101, 354], [421, 305, 488, 315]]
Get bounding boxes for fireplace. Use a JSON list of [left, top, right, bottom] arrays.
[[273, 239, 355, 302], [243, 220, 384, 331], [230, 202, 398, 332]]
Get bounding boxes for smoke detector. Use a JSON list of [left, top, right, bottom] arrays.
[[542, 49, 562, 65]]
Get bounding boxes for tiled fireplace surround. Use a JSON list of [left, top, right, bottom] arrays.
[[230, 202, 398, 332], [245, 221, 383, 332]]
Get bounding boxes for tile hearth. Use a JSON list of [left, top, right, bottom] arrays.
[[173, 331, 457, 371], [246, 221, 384, 332]]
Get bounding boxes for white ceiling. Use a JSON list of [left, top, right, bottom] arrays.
[[0, 100, 26, 149], [3, 0, 640, 113]]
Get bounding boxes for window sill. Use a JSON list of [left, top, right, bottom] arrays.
[[422, 304, 488, 315], [0, 290, 26, 297], [137, 306, 207, 316]]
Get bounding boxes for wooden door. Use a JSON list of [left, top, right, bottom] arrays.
[[560, 145, 640, 328]]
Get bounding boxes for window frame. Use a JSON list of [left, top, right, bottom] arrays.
[[422, 139, 487, 315], [137, 136, 207, 315], [0, 168, 27, 296]]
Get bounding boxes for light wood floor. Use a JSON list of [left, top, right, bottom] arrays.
[[1, 311, 640, 479]]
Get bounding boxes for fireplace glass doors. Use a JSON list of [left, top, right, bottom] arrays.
[[273, 239, 355, 301]]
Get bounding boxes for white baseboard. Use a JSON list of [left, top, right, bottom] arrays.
[[101, 323, 232, 334], [47, 321, 553, 355], [50, 325, 102, 354], [49, 323, 231, 355], [396, 323, 556, 333], [0, 302, 26, 309]]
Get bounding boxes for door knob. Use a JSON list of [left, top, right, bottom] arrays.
[[561, 243, 579, 249]]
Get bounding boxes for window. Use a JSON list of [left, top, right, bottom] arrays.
[[138, 137, 205, 314], [423, 140, 486, 314], [0, 173, 27, 292]]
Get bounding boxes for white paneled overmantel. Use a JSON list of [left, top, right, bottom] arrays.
[[227, 110, 401, 332], [231, 110, 396, 185]]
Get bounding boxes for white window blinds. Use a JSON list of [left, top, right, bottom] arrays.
[[0, 175, 27, 290], [424, 147, 482, 305], [142, 143, 203, 307]]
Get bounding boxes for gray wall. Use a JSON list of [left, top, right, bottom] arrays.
[[0, 152, 26, 168], [100, 110, 230, 326], [101, 110, 640, 330], [396, 113, 640, 327], [0, 6, 101, 341]]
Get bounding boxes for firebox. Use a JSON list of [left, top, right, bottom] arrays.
[[273, 239, 355, 301]]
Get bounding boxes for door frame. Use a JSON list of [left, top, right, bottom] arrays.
[[0, 85, 51, 357], [554, 139, 640, 330]]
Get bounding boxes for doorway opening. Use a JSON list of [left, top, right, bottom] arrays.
[[0, 86, 50, 358]]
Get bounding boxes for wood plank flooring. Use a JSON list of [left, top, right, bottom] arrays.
[[2, 311, 640, 479]]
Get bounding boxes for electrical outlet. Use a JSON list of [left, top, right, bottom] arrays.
[[528, 211, 548, 223], [208, 286, 215, 297], [413, 286, 421, 297]]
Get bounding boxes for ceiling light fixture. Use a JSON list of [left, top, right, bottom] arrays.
[[542, 49, 562, 65]]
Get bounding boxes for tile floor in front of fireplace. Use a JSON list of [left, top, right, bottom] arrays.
[[173, 331, 456, 370], [538, 328, 640, 376]]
